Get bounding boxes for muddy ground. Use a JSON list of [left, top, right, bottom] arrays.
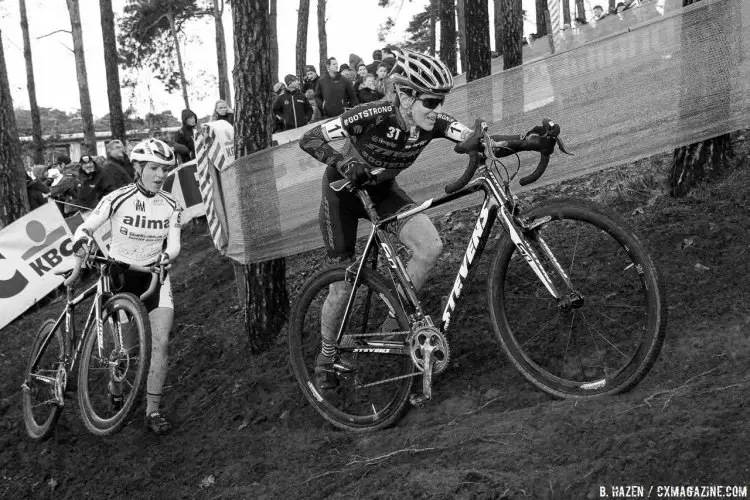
[[1, 138, 749, 499]]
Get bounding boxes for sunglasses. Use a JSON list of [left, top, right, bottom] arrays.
[[416, 96, 445, 110]]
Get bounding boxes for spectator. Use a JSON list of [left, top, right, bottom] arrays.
[[212, 99, 234, 124], [27, 166, 50, 210], [615, 1, 628, 13], [50, 160, 80, 215], [305, 89, 323, 123], [340, 65, 357, 82], [54, 154, 71, 171], [375, 63, 391, 95], [315, 57, 359, 118], [354, 63, 369, 92], [382, 48, 397, 67], [348, 53, 364, 72], [73, 154, 117, 209], [366, 49, 383, 76], [272, 82, 287, 133], [357, 73, 384, 103], [302, 65, 320, 94], [593, 4, 608, 20], [173, 109, 198, 163], [273, 74, 313, 130], [102, 139, 133, 189]]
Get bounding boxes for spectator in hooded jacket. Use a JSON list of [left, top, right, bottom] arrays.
[[273, 74, 313, 130], [272, 82, 287, 133], [173, 109, 198, 163], [74, 154, 118, 209], [357, 73, 385, 103], [212, 99, 234, 124], [302, 65, 320, 94], [102, 139, 133, 189], [27, 166, 51, 210], [366, 49, 383, 77], [314, 57, 359, 118]]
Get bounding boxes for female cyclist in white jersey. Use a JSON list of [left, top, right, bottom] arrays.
[[73, 138, 183, 435]]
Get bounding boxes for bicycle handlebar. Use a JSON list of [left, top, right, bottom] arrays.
[[58, 240, 166, 301]]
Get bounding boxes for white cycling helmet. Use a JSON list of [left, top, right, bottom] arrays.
[[389, 48, 454, 96], [130, 138, 176, 166]]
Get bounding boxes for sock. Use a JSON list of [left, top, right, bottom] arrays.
[[146, 392, 161, 415]]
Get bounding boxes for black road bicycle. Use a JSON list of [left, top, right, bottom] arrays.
[[21, 239, 166, 440], [289, 120, 667, 432]]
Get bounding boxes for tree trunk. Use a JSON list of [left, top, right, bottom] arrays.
[[456, 0, 467, 74], [0, 28, 28, 228], [232, 0, 289, 354], [269, 0, 279, 82], [501, 0, 523, 70], [535, 0, 549, 36], [99, 0, 126, 144], [429, 0, 437, 56], [317, 0, 327, 75], [296, 0, 310, 77], [562, 0, 571, 26], [608, 0, 616, 12], [439, 0, 457, 75], [213, 0, 231, 106], [493, 0, 503, 56], [464, 0, 491, 82], [668, 0, 732, 197], [166, 10, 190, 109], [19, 0, 44, 164], [66, 0, 97, 156], [575, 0, 586, 21]]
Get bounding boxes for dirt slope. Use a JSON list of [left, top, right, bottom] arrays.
[[1, 142, 749, 500]]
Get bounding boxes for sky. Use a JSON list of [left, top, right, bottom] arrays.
[[0, 0, 539, 120]]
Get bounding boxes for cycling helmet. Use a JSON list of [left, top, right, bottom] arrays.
[[389, 48, 454, 95], [130, 138, 176, 166]]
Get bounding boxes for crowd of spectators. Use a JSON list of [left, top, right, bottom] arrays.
[[270, 48, 398, 133]]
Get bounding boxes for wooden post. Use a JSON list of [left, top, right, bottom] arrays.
[[544, 9, 555, 54]]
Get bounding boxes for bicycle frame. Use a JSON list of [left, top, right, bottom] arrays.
[[336, 161, 576, 344], [26, 260, 114, 403]]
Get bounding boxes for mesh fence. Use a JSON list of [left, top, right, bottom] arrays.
[[217, 0, 749, 264]]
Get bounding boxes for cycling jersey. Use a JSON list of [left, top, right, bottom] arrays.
[[299, 99, 472, 182], [74, 183, 183, 267], [300, 99, 472, 261]]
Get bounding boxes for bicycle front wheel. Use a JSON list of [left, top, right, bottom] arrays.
[[487, 199, 667, 398], [289, 265, 413, 432], [22, 319, 65, 441], [77, 293, 151, 436]]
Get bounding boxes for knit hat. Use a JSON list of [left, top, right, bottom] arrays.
[[304, 65, 316, 74], [273, 82, 285, 93], [284, 74, 298, 86], [339, 63, 350, 71]]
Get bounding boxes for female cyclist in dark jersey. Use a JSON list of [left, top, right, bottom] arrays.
[[73, 138, 183, 434], [299, 49, 477, 390]]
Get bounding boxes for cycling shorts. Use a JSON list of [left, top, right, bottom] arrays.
[[319, 166, 415, 263], [112, 267, 173, 312]]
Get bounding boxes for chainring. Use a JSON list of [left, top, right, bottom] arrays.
[[409, 326, 450, 375]]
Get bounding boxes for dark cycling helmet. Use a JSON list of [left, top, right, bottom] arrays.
[[389, 48, 454, 95], [130, 138, 176, 166]]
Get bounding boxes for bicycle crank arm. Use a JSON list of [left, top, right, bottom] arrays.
[[409, 342, 437, 408]]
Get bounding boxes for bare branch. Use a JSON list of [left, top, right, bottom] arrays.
[[36, 29, 72, 40], [138, 12, 170, 35]]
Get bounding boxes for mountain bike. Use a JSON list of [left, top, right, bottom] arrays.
[[21, 238, 166, 440], [289, 119, 667, 432]]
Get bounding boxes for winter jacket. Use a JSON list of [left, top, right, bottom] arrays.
[[102, 156, 133, 189], [357, 87, 385, 104], [216, 113, 234, 125], [314, 73, 359, 118], [74, 163, 117, 209], [173, 109, 198, 163], [272, 89, 313, 130], [26, 175, 50, 211]]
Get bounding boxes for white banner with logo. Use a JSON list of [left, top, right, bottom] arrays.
[[0, 202, 77, 330]]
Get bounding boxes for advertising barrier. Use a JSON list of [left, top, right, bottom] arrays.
[[0, 202, 77, 330]]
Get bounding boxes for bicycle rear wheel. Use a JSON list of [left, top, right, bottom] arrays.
[[22, 319, 65, 441], [77, 293, 151, 436], [487, 199, 667, 398], [289, 265, 413, 432]]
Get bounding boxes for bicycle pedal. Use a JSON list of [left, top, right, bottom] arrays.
[[409, 393, 431, 408]]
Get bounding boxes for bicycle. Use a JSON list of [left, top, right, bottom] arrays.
[[289, 119, 667, 432], [21, 236, 166, 440]]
